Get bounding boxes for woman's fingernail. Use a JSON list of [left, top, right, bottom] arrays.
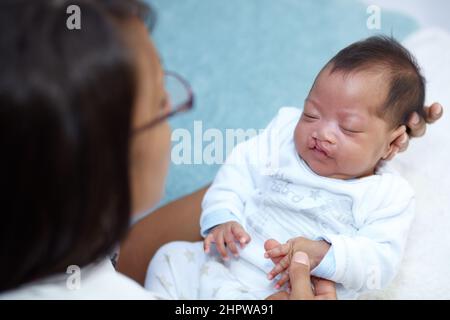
[[411, 113, 420, 125], [293, 252, 309, 266]]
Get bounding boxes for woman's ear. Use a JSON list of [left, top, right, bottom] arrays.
[[382, 125, 407, 160]]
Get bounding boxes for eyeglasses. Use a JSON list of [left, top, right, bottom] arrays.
[[133, 71, 194, 134]]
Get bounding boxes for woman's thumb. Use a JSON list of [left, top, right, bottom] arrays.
[[288, 252, 314, 300]]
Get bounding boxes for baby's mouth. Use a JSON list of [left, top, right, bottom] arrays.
[[309, 140, 331, 158], [315, 144, 327, 155]]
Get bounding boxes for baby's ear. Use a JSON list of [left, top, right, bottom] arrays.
[[382, 125, 407, 160]]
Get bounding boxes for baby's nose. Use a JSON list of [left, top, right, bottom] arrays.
[[313, 127, 337, 145]]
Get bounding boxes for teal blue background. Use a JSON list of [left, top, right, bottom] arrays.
[[144, 0, 418, 207]]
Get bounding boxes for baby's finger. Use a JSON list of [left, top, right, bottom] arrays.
[[231, 224, 251, 247], [264, 243, 289, 259], [203, 233, 214, 253], [275, 272, 290, 289], [215, 232, 228, 260], [267, 256, 290, 280], [224, 230, 239, 257]]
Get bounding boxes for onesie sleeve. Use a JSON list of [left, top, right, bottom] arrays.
[[200, 209, 240, 237], [311, 245, 336, 279], [200, 107, 302, 237], [319, 178, 415, 293]]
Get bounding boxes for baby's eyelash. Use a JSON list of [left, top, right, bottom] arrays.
[[303, 113, 319, 119], [341, 127, 363, 134]]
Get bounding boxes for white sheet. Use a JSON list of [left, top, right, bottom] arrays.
[[361, 27, 450, 299]]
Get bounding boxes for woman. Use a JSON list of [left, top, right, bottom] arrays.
[[0, 0, 442, 299]]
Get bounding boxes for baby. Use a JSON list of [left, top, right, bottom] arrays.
[[145, 36, 425, 299]]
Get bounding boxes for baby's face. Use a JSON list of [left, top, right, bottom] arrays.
[[295, 66, 400, 180]]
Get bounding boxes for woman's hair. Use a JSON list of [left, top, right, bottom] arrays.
[[0, 0, 152, 292]]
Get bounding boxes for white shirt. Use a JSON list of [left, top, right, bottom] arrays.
[[0, 258, 163, 300], [200, 107, 415, 296]]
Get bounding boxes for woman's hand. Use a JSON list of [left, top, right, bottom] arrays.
[[385, 102, 443, 160], [266, 252, 337, 300], [203, 221, 251, 260]]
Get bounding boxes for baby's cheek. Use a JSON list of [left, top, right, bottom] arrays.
[[293, 122, 306, 152], [341, 140, 375, 173], [335, 140, 363, 168]]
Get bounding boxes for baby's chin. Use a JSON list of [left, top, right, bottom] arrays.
[[299, 149, 351, 180], [299, 148, 329, 174], [303, 155, 372, 180], [303, 156, 335, 177]]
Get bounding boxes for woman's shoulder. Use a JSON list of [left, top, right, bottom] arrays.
[[0, 258, 165, 300]]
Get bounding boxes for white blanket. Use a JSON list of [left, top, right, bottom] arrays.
[[362, 27, 450, 299]]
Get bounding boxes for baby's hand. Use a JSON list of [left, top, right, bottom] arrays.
[[264, 237, 331, 289], [203, 221, 251, 260]]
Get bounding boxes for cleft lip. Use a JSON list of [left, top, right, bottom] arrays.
[[312, 140, 331, 158]]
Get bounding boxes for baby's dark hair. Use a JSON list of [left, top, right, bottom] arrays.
[[326, 35, 425, 133]]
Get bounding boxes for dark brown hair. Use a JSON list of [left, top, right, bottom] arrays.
[[0, 0, 152, 292], [326, 35, 425, 132]]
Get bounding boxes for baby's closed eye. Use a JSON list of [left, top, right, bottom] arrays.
[[302, 113, 320, 120], [340, 126, 364, 134]]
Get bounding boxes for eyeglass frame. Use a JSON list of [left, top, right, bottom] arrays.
[[132, 70, 194, 134]]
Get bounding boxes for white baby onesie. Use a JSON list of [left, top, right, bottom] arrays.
[[146, 107, 415, 299]]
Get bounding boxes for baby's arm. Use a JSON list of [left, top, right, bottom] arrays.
[[320, 198, 415, 292], [200, 138, 257, 238], [201, 110, 288, 259], [266, 197, 415, 292], [200, 141, 255, 260], [200, 132, 262, 235]]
